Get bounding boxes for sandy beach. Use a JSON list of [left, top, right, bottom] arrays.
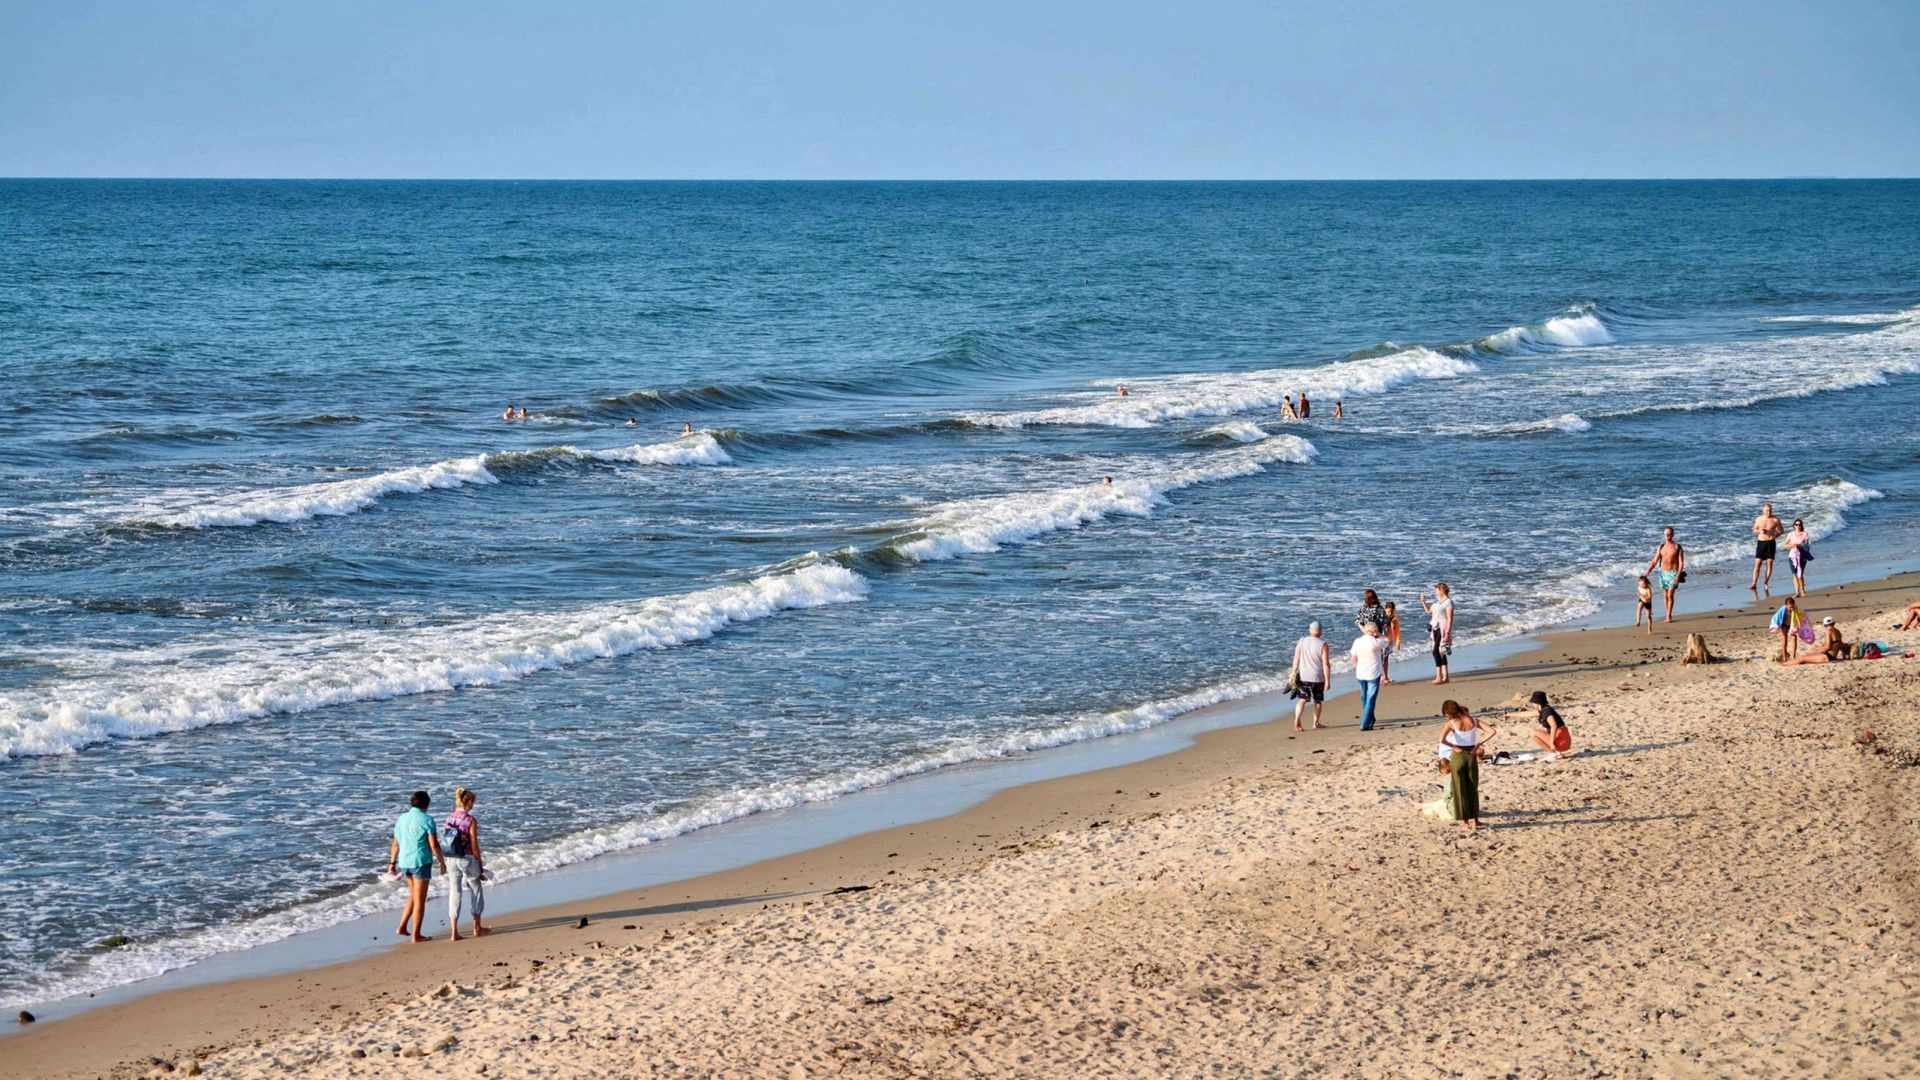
[[7, 573, 1920, 1078]]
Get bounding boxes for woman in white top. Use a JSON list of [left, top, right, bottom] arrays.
[[1437, 700, 1493, 830], [1784, 518, 1812, 598], [1290, 621, 1331, 731], [1420, 583, 1455, 685]]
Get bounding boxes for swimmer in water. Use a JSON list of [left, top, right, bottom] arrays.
[[1297, 392, 1311, 419], [515, 407, 528, 421], [625, 418, 637, 427], [682, 421, 694, 435], [1116, 384, 1129, 397], [1280, 396, 1298, 421], [1101, 476, 1113, 490], [1333, 400, 1344, 420], [502, 404, 516, 422]]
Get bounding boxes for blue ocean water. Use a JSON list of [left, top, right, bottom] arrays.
[[2, 179, 1917, 1006]]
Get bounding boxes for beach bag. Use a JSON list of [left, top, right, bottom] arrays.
[[441, 812, 472, 859], [1858, 642, 1882, 660]]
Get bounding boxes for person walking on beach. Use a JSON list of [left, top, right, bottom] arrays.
[[1646, 528, 1685, 623], [1420, 583, 1455, 684], [441, 788, 491, 941], [1349, 622, 1391, 731], [1784, 518, 1812, 597], [388, 791, 447, 944], [1770, 595, 1803, 662], [1437, 701, 1493, 831], [1634, 575, 1655, 634], [1356, 589, 1388, 635], [1290, 621, 1331, 731], [1751, 502, 1784, 596]]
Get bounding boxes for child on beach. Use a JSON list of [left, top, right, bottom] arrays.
[[388, 791, 447, 943], [1383, 602, 1402, 656], [442, 787, 491, 940], [1634, 575, 1654, 633]]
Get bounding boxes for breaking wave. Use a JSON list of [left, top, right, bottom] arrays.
[[1474, 306, 1614, 354], [0, 562, 867, 761]]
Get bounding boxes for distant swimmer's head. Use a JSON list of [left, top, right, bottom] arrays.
[[409, 790, 430, 810], [683, 422, 693, 434], [454, 787, 477, 809], [1102, 475, 1113, 486], [626, 418, 637, 427]]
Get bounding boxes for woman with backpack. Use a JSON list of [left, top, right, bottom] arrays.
[[442, 787, 491, 939]]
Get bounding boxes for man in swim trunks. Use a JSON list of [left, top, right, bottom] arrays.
[[1646, 526, 1685, 623], [1750, 502, 1784, 596]]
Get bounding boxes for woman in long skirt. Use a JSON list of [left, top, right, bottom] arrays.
[[1438, 700, 1493, 830]]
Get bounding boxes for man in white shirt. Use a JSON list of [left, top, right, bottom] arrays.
[[1291, 621, 1331, 731], [1349, 621, 1392, 731]]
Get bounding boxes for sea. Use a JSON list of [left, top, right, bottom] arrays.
[[2, 179, 1917, 1009]]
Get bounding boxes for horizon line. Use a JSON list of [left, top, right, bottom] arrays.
[[2, 174, 1914, 183]]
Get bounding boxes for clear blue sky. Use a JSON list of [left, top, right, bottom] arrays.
[[3, 0, 1916, 179]]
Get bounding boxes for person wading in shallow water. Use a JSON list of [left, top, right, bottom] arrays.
[[388, 791, 447, 944], [1646, 526, 1686, 623]]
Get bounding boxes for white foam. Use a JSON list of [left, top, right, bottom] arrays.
[[117, 435, 729, 529], [955, 347, 1474, 429], [149, 455, 499, 528], [0, 563, 867, 760], [1478, 307, 1614, 354], [1760, 312, 1910, 325], [886, 437, 1316, 562], [580, 431, 732, 466], [1197, 420, 1272, 443], [1476, 412, 1592, 436]]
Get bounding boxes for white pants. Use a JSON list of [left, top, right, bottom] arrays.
[[446, 856, 484, 924]]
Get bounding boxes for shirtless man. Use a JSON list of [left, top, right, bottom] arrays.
[[1115, 384, 1129, 397], [502, 403, 517, 422], [1646, 527, 1685, 623], [1750, 502, 1784, 596]]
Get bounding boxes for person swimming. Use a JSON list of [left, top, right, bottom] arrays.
[[1280, 396, 1298, 421], [514, 406, 528, 421], [1332, 400, 1344, 420], [502, 404, 516, 422], [682, 421, 694, 435], [1101, 476, 1113, 490], [625, 418, 637, 427], [1115, 384, 1129, 397], [1297, 392, 1311, 418]]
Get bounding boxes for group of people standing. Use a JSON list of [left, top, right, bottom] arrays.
[[1287, 583, 1456, 733], [388, 788, 491, 943], [1278, 392, 1343, 422], [1637, 503, 1817, 632]]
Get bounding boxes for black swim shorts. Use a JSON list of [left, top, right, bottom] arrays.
[[1756, 539, 1777, 560], [1296, 680, 1326, 704]]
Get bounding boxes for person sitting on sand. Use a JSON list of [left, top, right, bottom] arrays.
[[1437, 701, 1493, 830], [1783, 617, 1847, 665], [441, 787, 491, 941], [1770, 595, 1803, 662], [1526, 691, 1572, 754], [1634, 575, 1655, 634], [1903, 601, 1920, 631], [388, 790, 447, 944]]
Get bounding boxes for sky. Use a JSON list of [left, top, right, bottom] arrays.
[[2, 0, 1917, 179]]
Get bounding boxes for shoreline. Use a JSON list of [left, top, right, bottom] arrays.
[[7, 563, 1919, 1077]]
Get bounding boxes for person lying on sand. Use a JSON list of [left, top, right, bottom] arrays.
[[1782, 618, 1846, 665]]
